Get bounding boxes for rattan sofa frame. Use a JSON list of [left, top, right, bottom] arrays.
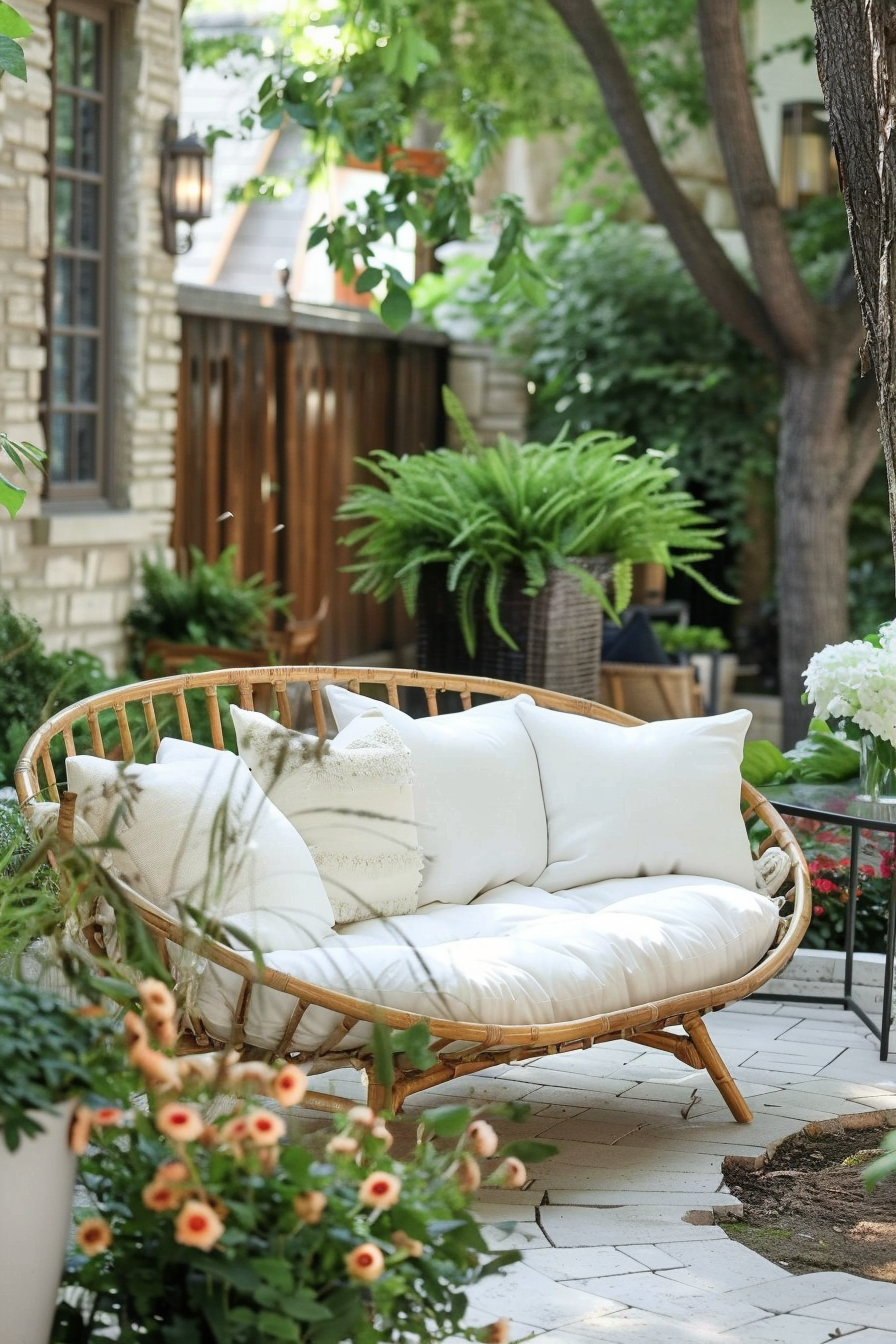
[[16, 665, 811, 1123]]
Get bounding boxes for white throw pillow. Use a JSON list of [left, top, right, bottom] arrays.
[[65, 745, 334, 953], [515, 702, 756, 891], [230, 705, 422, 925], [326, 687, 547, 905]]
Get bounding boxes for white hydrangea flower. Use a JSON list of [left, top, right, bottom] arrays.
[[804, 630, 896, 747]]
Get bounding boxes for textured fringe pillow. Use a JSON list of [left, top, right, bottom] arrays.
[[231, 705, 422, 925], [325, 687, 547, 906], [65, 748, 334, 954]]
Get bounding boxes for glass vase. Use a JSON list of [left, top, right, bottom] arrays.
[[858, 732, 896, 803]]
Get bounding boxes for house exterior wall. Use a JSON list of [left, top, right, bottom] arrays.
[[0, 0, 181, 670]]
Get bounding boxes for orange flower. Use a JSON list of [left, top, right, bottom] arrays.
[[155, 1160, 190, 1184], [358, 1171, 401, 1210], [272, 1064, 308, 1107], [466, 1120, 498, 1158], [456, 1155, 481, 1194], [347, 1104, 376, 1128], [326, 1134, 359, 1157], [245, 1108, 286, 1147], [69, 1105, 93, 1155], [150, 1017, 178, 1050], [391, 1230, 424, 1257], [174, 1199, 225, 1252], [76, 1217, 112, 1256], [480, 1320, 510, 1344], [142, 1180, 181, 1212], [371, 1122, 393, 1150], [92, 1107, 124, 1128], [294, 1190, 327, 1224], [155, 1102, 204, 1143], [123, 1010, 147, 1048], [138, 978, 177, 1021], [345, 1243, 385, 1282], [219, 1115, 250, 1147], [494, 1157, 527, 1189], [129, 1042, 181, 1091]]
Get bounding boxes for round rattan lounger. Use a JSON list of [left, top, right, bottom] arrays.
[[16, 666, 811, 1123]]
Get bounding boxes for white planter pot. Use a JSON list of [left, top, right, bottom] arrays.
[[0, 1100, 77, 1344]]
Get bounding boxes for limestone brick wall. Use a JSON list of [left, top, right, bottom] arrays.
[[447, 343, 529, 448], [0, 0, 181, 671]]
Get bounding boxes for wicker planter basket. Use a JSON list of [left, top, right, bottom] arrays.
[[16, 665, 810, 1123], [417, 557, 614, 700]]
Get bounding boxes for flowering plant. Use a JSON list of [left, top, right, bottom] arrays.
[[55, 981, 555, 1344], [791, 819, 892, 953], [803, 622, 896, 747]]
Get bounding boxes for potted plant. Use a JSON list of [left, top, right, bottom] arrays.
[[54, 987, 555, 1344], [126, 546, 294, 677], [652, 622, 738, 714], [338, 391, 733, 699], [0, 979, 122, 1344]]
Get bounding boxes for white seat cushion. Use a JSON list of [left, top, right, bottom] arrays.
[[65, 745, 334, 954], [230, 705, 422, 924], [326, 687, 547, 905], [192, 874, 781, 1056], [516, 702, 757, 892]]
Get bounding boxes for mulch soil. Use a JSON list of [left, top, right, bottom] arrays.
[[719, 1119, 896, 1281]]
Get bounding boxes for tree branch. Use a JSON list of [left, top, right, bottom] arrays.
[[696, 0, 819, 362], [546, 0, 786, 366]]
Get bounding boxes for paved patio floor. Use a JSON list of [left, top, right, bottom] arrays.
[[316, 996, 896, 1342]]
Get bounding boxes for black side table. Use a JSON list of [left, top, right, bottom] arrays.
[[758, 780, 896, 1060]]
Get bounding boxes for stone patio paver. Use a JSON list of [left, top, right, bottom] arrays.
[[438, 997, 896, 1342]]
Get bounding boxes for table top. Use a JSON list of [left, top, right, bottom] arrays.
[[764, 778, 896, 832]]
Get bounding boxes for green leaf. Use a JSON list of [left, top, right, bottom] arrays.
[[257, 1312, 300, 1342], [355, 267, 383, 294], [369, 1020, 395, 1095], [499, 1139, 558, 1163], [741, 739, 793, 788], [252, 1259, 294, 1292], [0, 3, 30, 39], [391, 1020, 436, 1071], [419, 1104, 471, 1137], [278, 1294, 333, 1323], [0, 471, 26, 518], [379, 283, 413, 332], [477, 1248, 523, 1277], [785, 729, 860, 784], [0, 34, 26, 79]]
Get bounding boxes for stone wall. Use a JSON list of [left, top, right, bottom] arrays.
[[447, 342, 529, 448], [0, 0, 181, 671]]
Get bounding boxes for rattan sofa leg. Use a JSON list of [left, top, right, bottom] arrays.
[[683, 1012, 753, 1123]]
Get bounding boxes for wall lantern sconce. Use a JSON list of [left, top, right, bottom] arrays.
[[779, 102, 838, 210], [160, 113, 212, 255]]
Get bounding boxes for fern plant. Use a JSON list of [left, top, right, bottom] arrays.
[[127, 547, 291, 654], [338, 390, 733, 655]]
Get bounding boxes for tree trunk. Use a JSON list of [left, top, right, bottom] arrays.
[[813, 0, 896, 567], [777, 349, 858, 745]]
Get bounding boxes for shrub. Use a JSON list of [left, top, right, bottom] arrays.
[[127, 547, 291, 656], [0, 600, 114, 787]]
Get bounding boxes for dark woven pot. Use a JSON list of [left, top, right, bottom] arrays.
[[416, 557, 614, 699]]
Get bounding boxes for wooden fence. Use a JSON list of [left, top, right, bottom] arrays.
[[175, 287, 448, 663]]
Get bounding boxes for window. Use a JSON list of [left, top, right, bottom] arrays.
[[44, 1, 111, 499]]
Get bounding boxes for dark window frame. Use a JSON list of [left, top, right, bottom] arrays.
[[43, 0, 115, 503]]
